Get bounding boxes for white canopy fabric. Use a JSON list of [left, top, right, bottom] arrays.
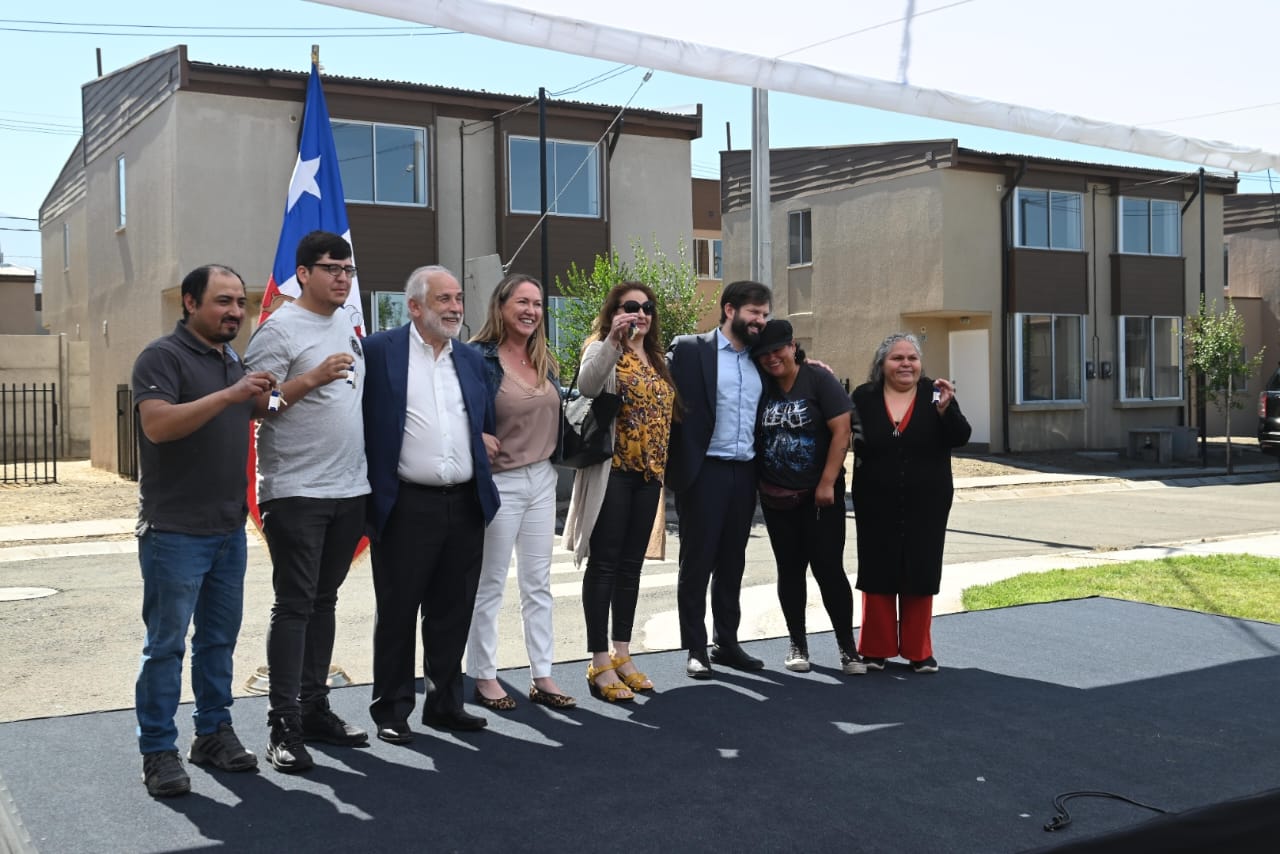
[[309, 0, 1280, 174]]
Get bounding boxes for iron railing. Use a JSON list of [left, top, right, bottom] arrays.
[[0, 383, 58, 484]]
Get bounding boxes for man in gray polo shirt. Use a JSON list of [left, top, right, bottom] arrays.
[[245, 230, 370, 773], [132, 264, 275, 797]]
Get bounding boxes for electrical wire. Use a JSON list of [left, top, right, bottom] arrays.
[[1043, 790, 1168, 832]]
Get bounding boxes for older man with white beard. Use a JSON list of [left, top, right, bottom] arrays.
[[360, 265, 500, 744]]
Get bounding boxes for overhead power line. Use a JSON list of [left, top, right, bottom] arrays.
[[0, 18, 445, 31], [0, 25, 460, 38]]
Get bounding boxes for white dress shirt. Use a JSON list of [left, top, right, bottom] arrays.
[[396, 323, 474, 486]]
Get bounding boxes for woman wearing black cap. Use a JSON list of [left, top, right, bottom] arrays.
[[752, 319, 864, 675]]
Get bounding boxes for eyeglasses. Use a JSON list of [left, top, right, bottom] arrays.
[[621, 300, 655, 315], [312, 263, 357, 277]]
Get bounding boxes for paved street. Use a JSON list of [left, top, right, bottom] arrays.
[[1, 466, 1278, 722]]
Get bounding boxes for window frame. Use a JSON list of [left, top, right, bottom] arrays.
[[1118, 314, 1183, 401], [507, 135, 602, 219], [330, 119, 429, 208], [1117, 196, 1181, 256], [1012, 188, 1083, 251], [116, 155, 127, 230], [1013, 312, 1087, 404], [693, 237, 723, 279], [62, 222, 70, 271], [788, 209, 812, 267]]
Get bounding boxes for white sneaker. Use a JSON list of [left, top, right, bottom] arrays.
[[784, 643, 810, 672], [841, 650, 868, 675]]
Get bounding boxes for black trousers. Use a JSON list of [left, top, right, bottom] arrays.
[[369, 482, 484, 725], [760, 477, 854, 653], [582, 469, 662, 652], [675, 457, 758, 652], [260, 495, 366, 720]]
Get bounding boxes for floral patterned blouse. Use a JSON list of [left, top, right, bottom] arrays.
[[612, 349, 674, 480]]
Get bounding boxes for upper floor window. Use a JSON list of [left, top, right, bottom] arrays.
[[1014, 188, 1082, 250], [62, 222, 70, 270], [789, 209, 812, 266], [694, 238, 722, 279], [1120, 315, 1182, 400], [1119, 197, 1180, 256], [116, 155, 127, 229], [1015, 313, 1084, 403], [332, 120, 428, 206], [509, 136, 600, 218]]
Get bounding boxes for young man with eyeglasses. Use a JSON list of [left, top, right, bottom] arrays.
[[244, 230, 370, 772]]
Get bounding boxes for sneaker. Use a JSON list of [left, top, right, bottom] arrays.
[[911, 656, 939, 674], [861, 656, 887, 672], [189, 722, 259, 772], [840, 650, 868, 676], [301, 698, 369, 746], [784, 643, 810, 672], [142, 750, 191, 798], [267, 716, 315, 774]]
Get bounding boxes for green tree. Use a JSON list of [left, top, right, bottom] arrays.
[[1185, 296, 1265, 473], [551, 237, 713, 377]]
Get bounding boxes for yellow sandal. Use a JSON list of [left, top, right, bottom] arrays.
[[586, 662, 635, 703], [610, 654, 654, 692]]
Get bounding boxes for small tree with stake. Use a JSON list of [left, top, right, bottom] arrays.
[[550, 237, 713, 376], [1184, 296, 1265, 473]]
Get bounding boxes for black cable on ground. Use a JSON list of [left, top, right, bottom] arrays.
[[1044, 790, 1169, 832]]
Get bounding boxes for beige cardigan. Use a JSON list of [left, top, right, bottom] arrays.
[[561, 339, 666, 567]]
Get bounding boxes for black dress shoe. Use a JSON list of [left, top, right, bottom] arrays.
[[686, 650, 714, 680], [710, 643, 765, 671], [422, 708, 488, 732], [375, 721, 414, 745]]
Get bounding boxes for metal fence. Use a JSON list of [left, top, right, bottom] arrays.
[[0, 383, 58, 484]]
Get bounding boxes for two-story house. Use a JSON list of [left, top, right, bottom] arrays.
[[39, 45, 701, 471], [721, 141, 1236, 453]]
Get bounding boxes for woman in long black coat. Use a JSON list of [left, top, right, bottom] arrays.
[[850, 333, 970, 673]]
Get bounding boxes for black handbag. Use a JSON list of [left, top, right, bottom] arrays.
[[558, 357, 621, 469]]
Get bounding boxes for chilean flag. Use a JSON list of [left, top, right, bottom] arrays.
[[249, 59, 365, 533]]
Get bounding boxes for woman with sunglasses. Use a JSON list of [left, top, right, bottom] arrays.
[[466, 274, 576, 712], [563, 282, 676, 702]]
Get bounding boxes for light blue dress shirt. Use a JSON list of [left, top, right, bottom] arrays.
[[706, 328, 762, 461]]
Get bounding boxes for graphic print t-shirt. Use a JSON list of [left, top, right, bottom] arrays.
[[757, 365, 851, 490]]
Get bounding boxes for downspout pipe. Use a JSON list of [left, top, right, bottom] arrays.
[[999, 161, 1027, 453], [1181, 175, 1201, 448]]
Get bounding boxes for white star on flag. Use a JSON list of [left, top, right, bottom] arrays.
[[286, 155, 322, 212]]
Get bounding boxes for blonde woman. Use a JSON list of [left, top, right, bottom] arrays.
[[466, 274, 575, 711]]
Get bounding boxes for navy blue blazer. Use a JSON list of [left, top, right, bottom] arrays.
[[664, 329, 721, 493], [361, 323, 500, 540]]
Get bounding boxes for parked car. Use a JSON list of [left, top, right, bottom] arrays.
[[1259, 362, 1280, 457]]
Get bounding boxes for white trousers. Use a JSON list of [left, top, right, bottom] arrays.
[[466, 459, 559, 680]]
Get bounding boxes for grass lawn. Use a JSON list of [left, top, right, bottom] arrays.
[[961, 553, 1280, 624]]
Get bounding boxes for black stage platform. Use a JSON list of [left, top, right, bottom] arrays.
[[2, 598, 1277, 853]]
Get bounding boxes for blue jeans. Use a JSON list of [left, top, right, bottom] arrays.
[[135, 527, 246, 755]]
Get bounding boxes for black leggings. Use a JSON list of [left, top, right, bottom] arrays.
[[582, 469, 662, 652], [760, 478, 854, 653]]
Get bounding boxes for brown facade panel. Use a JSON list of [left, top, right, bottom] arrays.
[[1020, 171, 1087, 193], [1110, 254, 1186, 316], [346, 205, 437, 295], [326, 94, 435, 128], [501, 215, 609, 294], [1008, 249, 1088, 314], [692, 178, 721, 230], [1116, 181, 1184, 201]]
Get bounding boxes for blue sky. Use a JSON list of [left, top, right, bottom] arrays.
[[2, 0, 1273, 283]]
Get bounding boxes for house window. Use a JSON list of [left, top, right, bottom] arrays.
[[508, 136, 600, 217], [116, 155, 127, 229], [1015, 313, 1084, 402], [331, 120, 428, 206], [694, 238, 723, 279], [62, 222, 70, 270], [1119, 197, 1180, 256], [789, 209, 812, 266], [1120, 315, 1182, 400], [1014, 189, 1082, 250]]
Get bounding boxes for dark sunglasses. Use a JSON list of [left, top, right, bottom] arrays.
[[621, 300, 655, 316]]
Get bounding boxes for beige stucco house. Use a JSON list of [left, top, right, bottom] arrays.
[[721, 141, 1236, 453], [39, 45, 701, 471]]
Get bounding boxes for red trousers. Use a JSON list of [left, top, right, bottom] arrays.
[[858, 592, 933, 661]]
